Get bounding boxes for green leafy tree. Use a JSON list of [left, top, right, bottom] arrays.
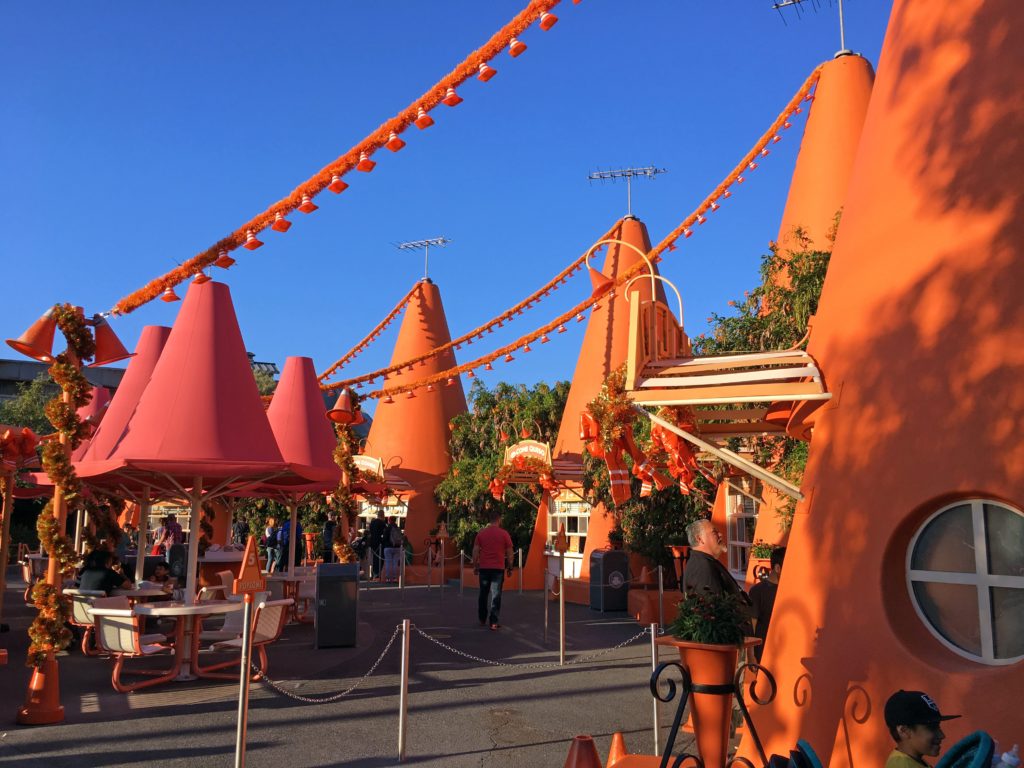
[[692, 231, 833, 530], [0, 373, 57, 434], [437, 379, 570, 556], [253, 369, 277, 396]]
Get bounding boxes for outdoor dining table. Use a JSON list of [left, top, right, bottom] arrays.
[[264, 571, 315, 623], [131, 599, 242, 681], [112, 582, 175, 603]]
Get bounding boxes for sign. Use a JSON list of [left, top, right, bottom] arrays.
[[503, 439, 552, 468], [232, 536, 266, 596], [352, 454, 385, 478]]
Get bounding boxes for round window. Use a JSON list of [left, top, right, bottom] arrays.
[[907, 499, 1024, 665]]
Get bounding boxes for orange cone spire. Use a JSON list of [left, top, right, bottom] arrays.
[[775, 53, 875, 254], [364, 279, 466, 554], [742, 0, 1024, 762], [523, 217, 666, 587]]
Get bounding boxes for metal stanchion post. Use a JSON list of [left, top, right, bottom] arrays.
[[543, 570, 550, 644], [459, 551, 464, 596], [657, 566, 664, 629], [427, 548, 432, 591], [518, 548, 523, 594], [559, 551, 566, 666], [398, 619, 411, 762], [439, 536, 445, 602], [650, 623, 660, 756], [399, 552, 405, 596], [234, 593, 255, 768]]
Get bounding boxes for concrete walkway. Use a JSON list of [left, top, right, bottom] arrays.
[[0, 569, 697, 767]]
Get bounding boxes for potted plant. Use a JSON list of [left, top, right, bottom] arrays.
[[657, 589, 759, 768], [750, 539, 775, 581]]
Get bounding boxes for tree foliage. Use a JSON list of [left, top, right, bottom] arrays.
[[253, 369, 277, 396], [692, 230, 833, 530], [437, 380, 570, 555], [0, 373, 56, 435]]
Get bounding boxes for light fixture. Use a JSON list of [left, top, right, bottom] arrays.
[[509, 37, 527, 57], [477, 62, 497, 82], [414, 107, 434, 129], [328, 174, 349, 193], [442, 87, 463, 106], [298, 195, 318, 213], [243, 230, 263, 250], [161, 287, 180, 303], [214, 249, 235, 269], [386, 132, 406, 152], [357, 152, 376, 172], [539, 10, 558, 30], [271, 212, 292, 231], [5, 309, 57, 362]]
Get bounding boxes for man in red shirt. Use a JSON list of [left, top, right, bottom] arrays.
[[472, 511, 514, 630]]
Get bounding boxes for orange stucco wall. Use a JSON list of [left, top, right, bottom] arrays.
[[363, 279, 467, 555], [741, 1, 1024, 764]]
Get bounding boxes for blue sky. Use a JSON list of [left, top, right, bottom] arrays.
[[1, 1, 892, 416]]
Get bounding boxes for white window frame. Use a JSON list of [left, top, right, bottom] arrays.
[[547, 496, 591, 558], [726, 480, 760, 579], [906, 498, 1024, 666]]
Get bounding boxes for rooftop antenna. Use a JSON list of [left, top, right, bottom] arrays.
[[396, 237, 451, 281], [771, 0, 851, 55], [588, 166, 667, 217]]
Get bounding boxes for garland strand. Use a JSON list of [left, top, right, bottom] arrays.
[[363, 64, 825, 401], [321, 218, 624, 392], [28, 304, 95, 668], [110, 0, 565, 317], [318, 283, 420, 382]]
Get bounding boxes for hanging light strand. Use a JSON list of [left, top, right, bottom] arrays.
[[319, 217, 623, 391], [317, 282, 421, 382], [364, 64, 824, 401], [109, 0, 570, 317]]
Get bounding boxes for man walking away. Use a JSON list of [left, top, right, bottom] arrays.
[[472, 511, 514, 630], [321, 514, 337, 563], [748, 547, 785, 662]]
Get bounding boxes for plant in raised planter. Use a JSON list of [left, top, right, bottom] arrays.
[[750, 539, 776, 559], [658, 589, 757, 768]]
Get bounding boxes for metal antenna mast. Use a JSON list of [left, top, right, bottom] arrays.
[[396, 237, 451, 280], [588, 166, 667, 217], [771, 0, 851, 55]]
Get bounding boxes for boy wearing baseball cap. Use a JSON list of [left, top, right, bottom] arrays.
[[884, 690, 961, 767]]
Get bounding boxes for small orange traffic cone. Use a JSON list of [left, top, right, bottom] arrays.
[[564, 735, 602, 768], [17, 653, 65, 724], [607, 733, 628, 766]]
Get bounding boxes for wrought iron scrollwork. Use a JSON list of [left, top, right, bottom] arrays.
[[649, 658, 779, 768]]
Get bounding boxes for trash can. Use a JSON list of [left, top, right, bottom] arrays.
[[589, 550, 629, 612], [315, 563, 359, 648], [167, 544, 187, 582]]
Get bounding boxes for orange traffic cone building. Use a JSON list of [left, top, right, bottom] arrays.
[[563, 735, 603, 768], [740, 0, 1024, 763], [363, 279, 466, 579], [742, 51, 876, 587], [522, 217, 665, 589]]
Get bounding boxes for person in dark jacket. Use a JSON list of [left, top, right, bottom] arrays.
[[682, 519, 753, 630], [78, 549, 133, 595], [366, 510, 388, 580]]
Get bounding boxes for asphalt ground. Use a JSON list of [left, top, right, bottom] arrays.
[[0, 568, 697, 767]]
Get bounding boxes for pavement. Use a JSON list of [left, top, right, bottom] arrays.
[[0, 568, 698, 767]]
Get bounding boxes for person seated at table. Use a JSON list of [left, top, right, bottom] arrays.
[[147, 562, 176, 592], [78, 549, 133, 595]]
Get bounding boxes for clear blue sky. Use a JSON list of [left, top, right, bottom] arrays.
[[2, 1, 892, 416]]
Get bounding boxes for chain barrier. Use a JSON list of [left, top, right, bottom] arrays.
[[412, 624, 652, 669], [254, 624, 402, 704]]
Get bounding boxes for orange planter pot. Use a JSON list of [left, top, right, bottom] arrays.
[[303, 532, 317, 561], [655, 637, 760, 768]]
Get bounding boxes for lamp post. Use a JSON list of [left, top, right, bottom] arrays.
[[6, 306, 130, 725], [555, 522, 568, 666]]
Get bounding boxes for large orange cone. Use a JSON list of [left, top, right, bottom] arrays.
[[741, 0, 1024, 763], [363, 279, 466, 557], [17, 652, 64, 724], [564, 735, 602, 768], [6, 308, 57, 362], [90, 316, 133, 367]]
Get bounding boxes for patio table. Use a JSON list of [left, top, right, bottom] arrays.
[[131, 599, 242, 681], [264, 571, 315, 623]]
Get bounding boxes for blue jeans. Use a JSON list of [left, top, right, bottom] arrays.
[[478, 569, 505, 626]]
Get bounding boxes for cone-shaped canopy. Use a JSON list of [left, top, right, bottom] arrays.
[[775, 54, 875, 254], [364, 279, 466, 549], [743, 1, 1024, 761], [70, 385, 112, 461], [264, 356, 340, 489], [75, 281, 288, 488], [553, 216, 665, 459], [77, 325, 171, 466]]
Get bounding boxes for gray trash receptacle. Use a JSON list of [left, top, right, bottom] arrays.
[[315, 563, 359, 648], [589, 550, 629, 612]]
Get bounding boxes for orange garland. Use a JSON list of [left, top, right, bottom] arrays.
[[318, 283, 420, 382], [364, 64, 825, 401], [109, 0, 565, 317], [320, 217, 624, 392]]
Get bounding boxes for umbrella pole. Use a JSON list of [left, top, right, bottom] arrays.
[[287, 499, 298, 577], [134, 488, 151, 585], [0, 471, 14, 627], [185, 476, 203, 606]]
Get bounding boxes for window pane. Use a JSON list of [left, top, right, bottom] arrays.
[[984, 504, 1024, 577], [911, 504, 975, 573], [911, 581, 981, 656], [991, 587, 1024, 659]]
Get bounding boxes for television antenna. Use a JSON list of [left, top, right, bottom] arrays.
[[771, 0, 851, 55], [395, 237, 451, 281], [587, 166, 667, 217]]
